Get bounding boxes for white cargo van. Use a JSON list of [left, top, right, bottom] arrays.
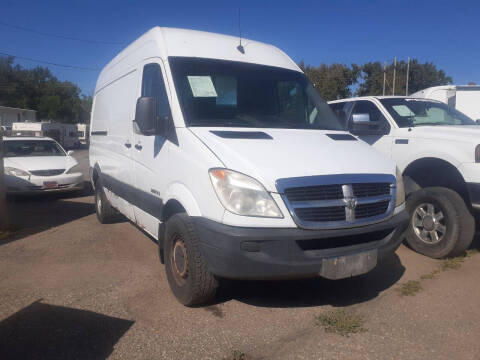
[[89, 27, 408, 305], [412, 85, 480, 121]]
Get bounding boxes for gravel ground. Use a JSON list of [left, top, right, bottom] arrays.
[[1, 149, 479, 360]]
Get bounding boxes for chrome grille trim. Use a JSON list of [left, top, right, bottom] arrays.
[[276, 174, 396, 230], [29, 169, 65, 176]]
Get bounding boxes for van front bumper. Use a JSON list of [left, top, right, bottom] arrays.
[[192, 211, 409, 280]]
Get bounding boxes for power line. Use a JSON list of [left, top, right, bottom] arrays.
[[0, 21, 126, 45], [0, 51, 100, 71]]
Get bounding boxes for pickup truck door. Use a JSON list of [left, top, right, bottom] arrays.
[[349, 100, 394, 158], [132, 59, 172, 237]]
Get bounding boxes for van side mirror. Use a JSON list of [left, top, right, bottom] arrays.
[[67, 150, 74, 156], [350, 113, 388, 135], [135, 97, 158, 135], [476, 119, 480, 125]]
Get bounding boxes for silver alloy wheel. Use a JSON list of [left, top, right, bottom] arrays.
[[412, 202, 446, 244]]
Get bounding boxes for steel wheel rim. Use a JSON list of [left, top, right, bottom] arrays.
[[170, 233, 189, 286], [412, 202, 446, 245]]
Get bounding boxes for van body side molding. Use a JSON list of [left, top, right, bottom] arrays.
[[91, 131, 108, 136], [395, 139, 409, 144], [101, 173, 163, 219]]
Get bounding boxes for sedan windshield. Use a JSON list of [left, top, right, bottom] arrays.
[[169, 57, 343, 130], [4, 140, 65, 157], [380, 98, 475, 128]]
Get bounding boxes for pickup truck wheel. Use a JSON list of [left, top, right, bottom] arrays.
[[94, 180, 120, 224], [405, 187, 474, 258], [164, 213, 218, 306]]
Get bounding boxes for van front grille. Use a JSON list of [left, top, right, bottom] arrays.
[[277, 174, 396, 230], [29, 169, 65, 176]]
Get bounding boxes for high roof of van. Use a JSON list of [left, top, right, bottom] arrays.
[[96, 27, 300, 92]]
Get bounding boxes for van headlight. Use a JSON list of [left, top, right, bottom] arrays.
[[395, 167, 405, 207], [4, 167, 30, 177], [209, 168, 283, 218]]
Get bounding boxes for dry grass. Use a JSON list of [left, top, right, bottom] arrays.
[[441, 257, 464, 271], [224, 350, 250, 360], [420, 269, 441, 280], [315, 310, 367, 336], [396, 280, 422, 296], [466, 248, 479, 257]]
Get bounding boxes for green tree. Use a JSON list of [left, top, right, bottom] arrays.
[[299, 61, 359, 101], [0, 56, 92, 123], [356, 59, 453, 96]]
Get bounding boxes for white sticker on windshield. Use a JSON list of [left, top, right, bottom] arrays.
[[187, 76, 217, 97], [392, 105, 414, 116]]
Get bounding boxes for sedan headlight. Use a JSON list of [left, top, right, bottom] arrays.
[[209, 168, 283, 218], [395, 167, 405, 207], [4, 167, 30, 177], [66, 164, 82, 174]]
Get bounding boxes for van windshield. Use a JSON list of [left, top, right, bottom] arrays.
[[169, 57, 343, 130], [380, 98, 475, 127]]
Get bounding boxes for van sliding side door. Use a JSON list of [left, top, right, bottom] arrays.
[[132, 59, 172, 237]]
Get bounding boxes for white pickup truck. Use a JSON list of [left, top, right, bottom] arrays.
[[329, 96, 478, 258]]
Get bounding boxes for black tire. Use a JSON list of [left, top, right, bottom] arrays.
[[405, 187, 474, 258], [164, 213, 218, 306], [94, 180, 120, 224]]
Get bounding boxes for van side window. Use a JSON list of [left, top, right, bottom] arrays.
[[141, 63, 171, 119]]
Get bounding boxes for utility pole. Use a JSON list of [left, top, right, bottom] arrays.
[[406, 57, 410, 96], [383, 62, 386, 96], [392, 57, 397, 96], [0, 117, 9, 231]]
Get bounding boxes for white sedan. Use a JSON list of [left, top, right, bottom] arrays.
[[3, 137, 84, 194]]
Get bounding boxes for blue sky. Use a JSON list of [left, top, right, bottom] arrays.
[[1, 0, 479, 96]]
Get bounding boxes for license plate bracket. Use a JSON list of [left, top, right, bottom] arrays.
[[43, 181, 59, 189], [319, 249, 377, 280]]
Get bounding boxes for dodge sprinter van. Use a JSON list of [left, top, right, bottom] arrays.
[[90, 27, 408, 306]]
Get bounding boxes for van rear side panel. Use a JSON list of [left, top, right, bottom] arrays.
[[90, 70, 139, 220]]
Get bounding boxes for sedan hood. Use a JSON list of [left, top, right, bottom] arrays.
[[190, 128, 396, 192], [5, 156, 77, 172]]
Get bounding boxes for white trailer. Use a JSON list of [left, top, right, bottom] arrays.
[[411, 85, 480, 121], [12, 122, 80, 149], [76, 123, 90, 146]]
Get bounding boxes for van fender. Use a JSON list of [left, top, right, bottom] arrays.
[[163, 182, 201, 218]]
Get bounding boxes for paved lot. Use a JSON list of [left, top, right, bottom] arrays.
[[1, 149, 480, 359]]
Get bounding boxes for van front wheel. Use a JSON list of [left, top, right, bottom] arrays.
[[164, 213, 218, 306], [405, 187, 474, 258]]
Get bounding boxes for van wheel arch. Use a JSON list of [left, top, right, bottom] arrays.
[[158, 199, 187, 264]]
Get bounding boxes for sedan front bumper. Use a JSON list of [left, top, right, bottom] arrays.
[[5, 172, 84, 194]]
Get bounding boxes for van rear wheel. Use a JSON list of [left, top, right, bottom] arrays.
[[164, 213, 218, 306], [94, 180, 120, 224], [405, 187, 474, 258]]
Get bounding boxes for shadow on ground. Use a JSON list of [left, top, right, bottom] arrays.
[[1, 181, 95, 245], [218, 253, 404, 308], [0, 300, 133, 359]]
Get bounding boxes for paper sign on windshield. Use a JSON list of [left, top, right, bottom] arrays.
[[187, 76, 217, 97], [392, 105, 414, 117]]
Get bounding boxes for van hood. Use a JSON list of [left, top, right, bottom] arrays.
[[190, 128, 396, 192], [407, 125, 480, 143], [5, 156, 77, 172]]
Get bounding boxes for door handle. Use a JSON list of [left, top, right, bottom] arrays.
[[124, 142, 132, 148], [135, 144, 143, 151]]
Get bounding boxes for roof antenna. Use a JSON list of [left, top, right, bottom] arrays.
[[236, 8, 245, 54]]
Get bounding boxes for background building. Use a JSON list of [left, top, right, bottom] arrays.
[[0, 106, 37, 128]]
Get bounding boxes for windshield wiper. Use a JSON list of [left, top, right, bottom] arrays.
[[413, 122, 452, 127]]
